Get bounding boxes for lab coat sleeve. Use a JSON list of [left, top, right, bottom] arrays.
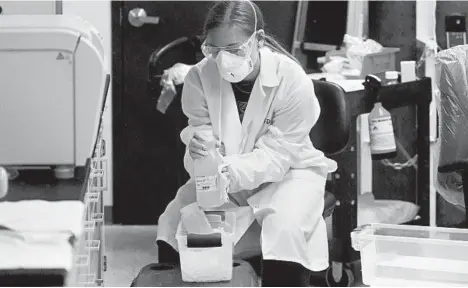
[[224, 76, 320, 193], [180, 67, 213, 178]]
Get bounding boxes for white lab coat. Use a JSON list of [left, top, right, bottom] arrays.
[[156, 47, 337, 272]]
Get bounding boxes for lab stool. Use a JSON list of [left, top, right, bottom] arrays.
[[130, 260, 259, 287]]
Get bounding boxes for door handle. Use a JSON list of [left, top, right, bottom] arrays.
[[128, 8, 160, 27]]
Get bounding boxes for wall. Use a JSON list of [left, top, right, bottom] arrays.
[[369, 1, 417, 67], [62, 0, 113, 207], [368, 1, 468, 60], [255, 1, 298, 51]]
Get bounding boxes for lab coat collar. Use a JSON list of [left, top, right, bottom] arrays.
[[259, 47, 280, 88]]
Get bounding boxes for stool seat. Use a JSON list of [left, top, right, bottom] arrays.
[[323, 190, 336, 219], [130, 260, 260, 287]]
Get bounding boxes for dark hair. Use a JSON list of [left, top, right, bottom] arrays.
[[203, 1, 299, 64]]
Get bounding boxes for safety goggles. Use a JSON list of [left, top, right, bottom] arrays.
[[201, 31, 257, 59]]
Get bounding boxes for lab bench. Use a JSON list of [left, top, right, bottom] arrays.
[[0, 135, 108, 287]]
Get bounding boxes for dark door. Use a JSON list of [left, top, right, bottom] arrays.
[[112, 1, 298, 225]]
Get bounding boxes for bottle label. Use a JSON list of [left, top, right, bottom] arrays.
[[195, 175, 218, 193], [369, 116, 396, 152]]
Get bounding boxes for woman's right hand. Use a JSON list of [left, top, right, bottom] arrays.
[[189, 133, 208, 160]]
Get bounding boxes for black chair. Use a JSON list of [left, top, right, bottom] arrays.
[[308, 80, 352, 287], [240, 80, 350, 287], [311, 79, 350, 220]]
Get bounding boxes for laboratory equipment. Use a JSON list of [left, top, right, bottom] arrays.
[[384, 71, 399, 86], [0, 15, 110, 179], [446, 14, 466, 48], [0, 157, 106, 287], [400, 61, 417, 83], [365, 75, 397, 160], [193, 139, 228, 209], [0, 14, 109, 287], [352, 223, 468, 286], [177, 211, 236, 282], [329, 78, 432, 286]]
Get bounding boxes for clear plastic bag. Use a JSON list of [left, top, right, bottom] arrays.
[[434, 45, 468, 209], [156, 81, 177, 114], [344, 34, 383, 71], [156, 63, 193, 114]]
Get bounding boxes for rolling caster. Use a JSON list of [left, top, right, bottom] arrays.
[[324, 264, 354, 287]]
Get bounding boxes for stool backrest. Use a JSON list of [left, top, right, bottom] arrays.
[[310, 80, 350, 155]]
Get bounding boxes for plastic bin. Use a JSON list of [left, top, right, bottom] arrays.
[[351, 223, 468, 286], [176, 211, 236, 283], [326, 47, 400, 78]]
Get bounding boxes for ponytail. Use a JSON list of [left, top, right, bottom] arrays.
[[264, 34, 301, 66]]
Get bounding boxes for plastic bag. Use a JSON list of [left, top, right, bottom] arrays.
[[156, 63, 193, 114], [322, 34, 383, 76], [434, 45, 468, 209], [357, 193, 420, 226], [157, 81, 177, 114], [344, 34, 383, 72], [321, 57, 347, 73], [180, 203, 214, 234]]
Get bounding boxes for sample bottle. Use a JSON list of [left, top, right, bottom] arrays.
[[364, 75, 398, 160], [193, 140, 228, 209], [385, 71, 399, 85]]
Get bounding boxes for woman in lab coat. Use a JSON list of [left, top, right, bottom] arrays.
[[156, 1, 337, 286]]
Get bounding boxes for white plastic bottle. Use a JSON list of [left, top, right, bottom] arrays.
[[193, 140, 228, 209], [364, 75, 397, 160], [368, 102, 397, 160], [385, 71, 399, 85]]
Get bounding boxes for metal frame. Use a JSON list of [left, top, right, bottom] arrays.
[[328, 78, 432, 268], [416, 0, 438, 227]]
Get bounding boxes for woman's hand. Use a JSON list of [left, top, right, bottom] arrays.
[[189, 133, 208, 160], [189, 133, 226, 160]]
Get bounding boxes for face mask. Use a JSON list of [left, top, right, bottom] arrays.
[[215, 50, 255, 83]]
